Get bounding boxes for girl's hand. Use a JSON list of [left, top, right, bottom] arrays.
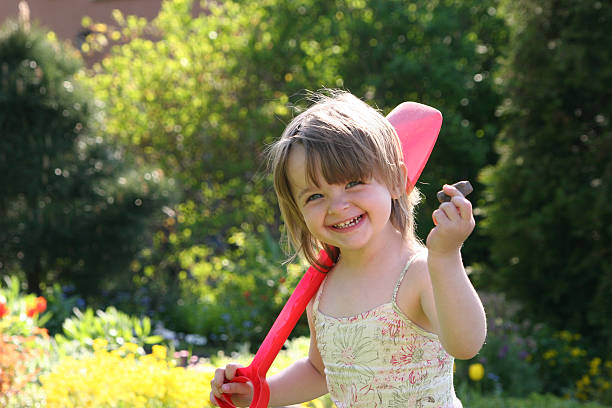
[[426, 184, 475, 256], [210, 363, 253, 407]]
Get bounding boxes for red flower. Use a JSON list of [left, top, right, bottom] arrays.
[[36, 296, 47, 313], [408, 368, 428, 385], [0, 301, 8, 318], [26, 296, 47, 317]]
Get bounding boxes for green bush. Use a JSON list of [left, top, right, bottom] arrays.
[[455, 292, 612, 405], [161, 226, 310, 353], [454, 307, 541, 396], [54, 306, 164, 356], [79, 0, 509, 345], [529, 327, 589, 396], [39, 283, 84, 336], [575, 357, 612, 405], [528, 326, 612, 404], [0, 19, 169, 301], [454, 292, 531, 396], [480, 0, 612, 353]]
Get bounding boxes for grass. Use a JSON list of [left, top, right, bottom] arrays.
[[457, 389, 611, 408], [299, 392, 611, 408]]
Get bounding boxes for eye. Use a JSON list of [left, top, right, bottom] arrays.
[[306, 193, 323, 203], [346, 180, 363, 188]]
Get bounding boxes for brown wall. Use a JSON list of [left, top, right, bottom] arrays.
[[0, 0, 164, 45]]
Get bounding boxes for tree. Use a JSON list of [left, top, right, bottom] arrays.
[[244, 0, 509, 263], [0, 19, 168, 300], [481, 0, 612, 351], [81, 0, 508, 349], [84, 0, 508, 260]]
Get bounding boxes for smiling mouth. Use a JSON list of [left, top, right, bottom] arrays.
[[332, 215, 364, 229]]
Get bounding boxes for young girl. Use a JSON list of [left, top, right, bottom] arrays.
[[210, 91, 486, 407]]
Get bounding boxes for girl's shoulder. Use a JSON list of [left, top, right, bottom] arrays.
[[407, 250, 430, 286], [406, 248, 429, 276]]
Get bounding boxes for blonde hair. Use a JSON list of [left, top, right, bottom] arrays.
[[268, 90, 422, 267]]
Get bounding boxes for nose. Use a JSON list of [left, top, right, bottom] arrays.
[[327, 192, 350, 215]]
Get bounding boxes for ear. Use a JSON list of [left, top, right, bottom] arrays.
[[392, 161, 408, 199]]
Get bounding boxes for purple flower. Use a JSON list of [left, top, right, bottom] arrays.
[[487, 372, 500, 382]]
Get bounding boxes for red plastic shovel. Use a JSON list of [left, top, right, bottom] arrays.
[[215, 102, 442, 408]]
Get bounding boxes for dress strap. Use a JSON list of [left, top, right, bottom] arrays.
[[311, 274, 327, 326], [391, 253, 420, 303]]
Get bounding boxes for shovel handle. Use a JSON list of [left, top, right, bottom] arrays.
[[214, 250, 334, 408], [215, 365, 269, 408]]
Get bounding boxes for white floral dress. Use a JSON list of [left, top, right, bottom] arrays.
[[313, 255, 462, 408]]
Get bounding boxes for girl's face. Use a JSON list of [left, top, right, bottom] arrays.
[[287, 144, 398, 255]]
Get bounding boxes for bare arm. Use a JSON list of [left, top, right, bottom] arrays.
[[422, 184, 486, 359], [210, 299, 328, 407]]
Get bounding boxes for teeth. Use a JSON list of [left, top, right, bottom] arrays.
[[334, 215, 362, 229]]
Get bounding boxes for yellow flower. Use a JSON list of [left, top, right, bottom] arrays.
[[40, 337, 333, 408], [122, 342, 140, 354], [468, 363, 485, 381], [570, 347, 584, 358], [543, 349, 558, 360], [589, 357, 602, 376], [152, 344, 167, 360], [558, 330, 573, 341], [42, 345, 211, 408], [92, 338, 108, 351], [92, 23, 107, 32]]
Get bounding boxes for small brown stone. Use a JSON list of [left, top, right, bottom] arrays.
[[436, 181, 473, 203]]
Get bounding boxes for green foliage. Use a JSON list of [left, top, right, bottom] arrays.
[[455, 293, 612, 404], [575, 358, 612, 405], [0, 276, 51, 408], [456, 388, 609, 408], [296, 0, 509, 255], [163, 226, 309, 352], [82, 0, 288, 319], [0, 20, 170, 300], [529, 327, 612, 404], [0, 275, 50, 335], [55, 306, 164, 355], [455, 321, 612, 403], [480, 0, 612, 352], [211, 0, 509, 262], [455, 293, 541, 396], [39, 283, 83, 336], [455, 317, 542, 397], [82, 0, 510, 242], [81, 0, 509, 346]]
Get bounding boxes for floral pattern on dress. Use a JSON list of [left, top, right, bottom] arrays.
[[326, 324, 377, 383], [314, 270, 460, 408]]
